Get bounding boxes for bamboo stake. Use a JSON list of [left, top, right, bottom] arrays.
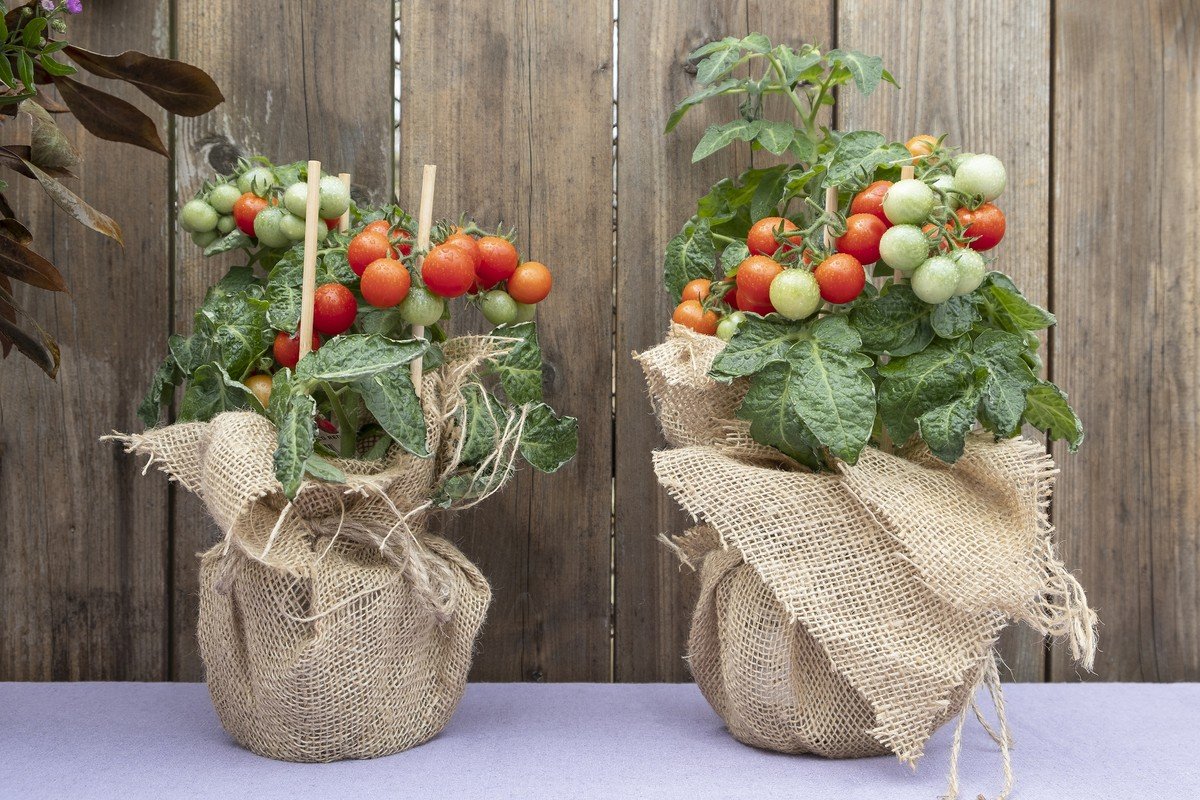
[[410, 164, 438, 389], [822, 184, 838, 251], [298, 160, 323, 360], [337, 172, 352, 233]]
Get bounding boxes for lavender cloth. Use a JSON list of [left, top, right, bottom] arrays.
[[2, 682, 1197, 799]]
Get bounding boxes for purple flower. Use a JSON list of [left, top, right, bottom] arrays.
[[40, 0, 55, 11], [66, 0, 83, 13]]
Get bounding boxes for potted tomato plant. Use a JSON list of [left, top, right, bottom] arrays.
[[116, 158, 575, 762], [639, 36, 1094, 798]]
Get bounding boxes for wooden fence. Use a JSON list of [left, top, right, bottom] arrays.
[[1, 0, 1196, 683]]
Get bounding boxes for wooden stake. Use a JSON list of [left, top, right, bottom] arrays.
[[822, 184, 839, 251], [337, 172, 352, 233], [298, 160, 323, 360], [410, 164, 438, 389]]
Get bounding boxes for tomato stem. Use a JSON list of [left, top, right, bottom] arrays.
[[321, 381, 356, 458]]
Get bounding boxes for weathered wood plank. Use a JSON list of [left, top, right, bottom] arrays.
[[613, 3, 834, 682], [837, 0, 1052, 683], [0, 0, 171, 680], [400, 0, 614, 681], [171, 0, 394, 679], [1051, 0, 1200, 681]]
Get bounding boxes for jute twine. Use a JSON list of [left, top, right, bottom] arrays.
[[638, 325, 1098, 799], [110, 337, 525, 762]]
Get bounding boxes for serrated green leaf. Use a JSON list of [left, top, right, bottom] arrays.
[[736, 360, 822, 467], [696, 46, 743, 85], [984, 273, 1056, 331], [491, 321, 544, 404], [719, 240, 751, 278], [692, 119, 763, 163], [458, 382, 502, 464], [1024, 381, 1084, 452], [178, 363, 255, 422], [665, 78, 743, 134], [821, 130, 910, 186], [972, 329, 1038, 437], [519, 402, 578, 472], [930, 295, 980, 338], [784, 337, 875, 463], [274, 391, 316, 498], [709, 315, 807, 381], [689, 37, 739, 61], [749, 165, 788, 221], [355, 368, 429, 458], [771, 44, 822, 84], [663, 218, 715, 301], [266, 368, 294, 427], [887, 319, 934, 357], [296, 334, 425, 384], [203, 229, 251, 256], [754, 120, 794, 155], [319, 248, 358, 289], [739, 33, 771, 54], [878, 341, 974, 444], [304, 454, 347, 483], [138, 355, 179, 427], [849, 283, 930, 354], [918, 388, 981, 462], [827, 49, 887, 95], [809, 314, 863, 354]]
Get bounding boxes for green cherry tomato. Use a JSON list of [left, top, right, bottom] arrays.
[[206, 183, 242, 215], [882, 178, 936, 225], [768, 269, 821, 320], [216, 215, 236, 235], [951, 248, 987, 295], [318, 175, 351, 219], [481, 289, 519, 325], [253, 207, 292, 248], [949, 151, 976, 172], [179, 199, 219, 233], [191, 229, 219, 247], [399, 285, 445, 327], [953, 153, 1007, 202], [237, 166, 276, 196], [279, 211, 306, 241], [282, 182, 309, 218], [878, 224, 929, 273], [911, 255, 960, 304], [931, 174, 960, 210], [513, 301, 537, 323]]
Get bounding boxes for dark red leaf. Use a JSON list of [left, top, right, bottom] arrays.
[[0, 279, 59, 376], [0, 232, 67, 291], [33, 89, 71, 113], [0, 218, 31, 244], [63, 46, 224, 117], [0, 147, 123, 243], [52, 76, 168, 157], [21, 97, 80, 172]]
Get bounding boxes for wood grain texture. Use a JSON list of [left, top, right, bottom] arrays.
[[1051, 0, 1200, 681], [837, 0, 1051, 683], [613, 2, 833, 681], [0, 1, 171, 680], [400, 0, 614, 681], [171, 0, 394, 679]]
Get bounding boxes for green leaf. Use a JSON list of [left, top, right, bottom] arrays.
[[753, 120, 794, 156], [21, 98, 79, 172], [203, 229, 251, 257], [319, 247, 358, 289], [887, 318, 934, 357], [266, 368, 295, 427], [663, 218, 715, 301], [827, 49, 887, 95], [878, 340, 974, 444], [491, 321, 544, 404], [664, 78, 741, 133], [972, 329, 1038, 437], [457, 383, 502, 464], [137, 355, 179, 427], [1024, 381, 1084, 452], [918, 388, 981, 462], [771, 44, 822, 84], [849, 283, 930, 355], [274, 391, 316, 499], [809, 313, 863, 354], [695, 46, 743, 85], [38, 53, 76, 77], [193, 268, 271, 379], [355, 368, 429, 458], [822, 130, 910, 186], [930, 295, 980, 339], [739, 33, 771, 54], [519, 402, 578, 473], [295, 334, 426, 384], [983, 273, 1056, 331], [178, 363, 255, 422], [304, 454, 347, 483], [22, 17, 48, 49], [719, 240, 751, 277], [710, 314, 807, 381], [692, 119, 762, 163], [689, 37, 739, 61], [783, 336, 875, 464], [749, 165, 788, 220], [736, 360, 822, 467]]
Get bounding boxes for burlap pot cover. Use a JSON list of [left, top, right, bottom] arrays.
[[114, 338, 510, 762], [638, 326, 1097, 773]]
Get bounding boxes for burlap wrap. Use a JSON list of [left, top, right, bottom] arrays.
[[638, 325, 1097, 780], [114, 338, 516, 762]]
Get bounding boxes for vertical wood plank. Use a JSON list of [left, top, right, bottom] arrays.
[[172, 0, 394, 679], [0, 0, 171, 680], [613, 3, 833, 682], [400, 0, 614, 681], [1051, 0, 1200, 681], [837, 0, 1052, 683]]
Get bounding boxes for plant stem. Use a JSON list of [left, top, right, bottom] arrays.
[[321, 381, 356, 458], [712, 232, 738, 244]]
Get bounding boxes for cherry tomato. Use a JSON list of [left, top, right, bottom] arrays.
[[736, 289, 774, 316], [323, 217, 342, 230], [481, 290, 519, 325], [813, 253, 866, 304], [244, 373, 273, 408], [507, 261, 553, 304], [746, 216, 802, 257], [475, 236, 520, 288], [906, 134, 939, 162], [922, 222, 958, 254], [180, 199, 218, 233], [394, 229, 414, 256], [422, 244, 476, 298], [850, 180, 893, 228], [671, 299, 719, 335], [956, 203, 1006, 251], [360, 258, 411, 308], [681, 278, 711, 302], [722, 285, 739, 310], [836, 213, 887, 265], [768, 269, 821, 320], [233, 192, 268, 236], [317, 416, 339, 435], [444, 232, 482, 271], [312, 283, 357, 335], [348, 231, 394, 276], [273, 330, 321, 368], [364, 220, 392, 237], [734, 255, 783, 303]]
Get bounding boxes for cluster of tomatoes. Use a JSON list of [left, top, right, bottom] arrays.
[[672, 135, 1008, 338], [178, 164, 351, 250]]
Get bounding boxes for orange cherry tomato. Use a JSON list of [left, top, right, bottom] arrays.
[[507, 261, 553, 304], [734, 255, 783, 303], [681, 278, 711, 302], [671, 299, 719, 335], [348, 231, 395, 276], [836, 213, 888, 265], [360, 258, 411, 308], [850, 180, 893, 228], [813, 253, 866, 304], [422, 244, 477, 298], [244, 374, 273, 407], [233, 192, 269, 236], [746, 216, 803, 257]]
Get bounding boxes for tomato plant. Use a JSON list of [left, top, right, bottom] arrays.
[[661, 35, 1083, 468]]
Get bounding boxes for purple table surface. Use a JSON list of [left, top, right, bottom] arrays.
[[2, 681, 1197, 799]]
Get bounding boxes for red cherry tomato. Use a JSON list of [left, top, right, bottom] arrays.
[[507, 261, 553, 304], [734, 255, 783, 303], [850, 180, 893, 228], [233, 192, 269, 236], [681, 278, 711, 302], [348, 231, 395, 276], [736, 289, 774, 315], [272, 330, 321, 368], [444, 232, 481, 270], [746, 217, 803, 256], [671, 299, 719, 335], [956, 203, 1006, 251], [422, 244, 476, 298], [475, 236, 520, 288], [312, 283, 357, 335], [360, 258, 411, 308], [722, 285, 739, 310], [813, 253, 866, 304], [836, 213, 887, 265]]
